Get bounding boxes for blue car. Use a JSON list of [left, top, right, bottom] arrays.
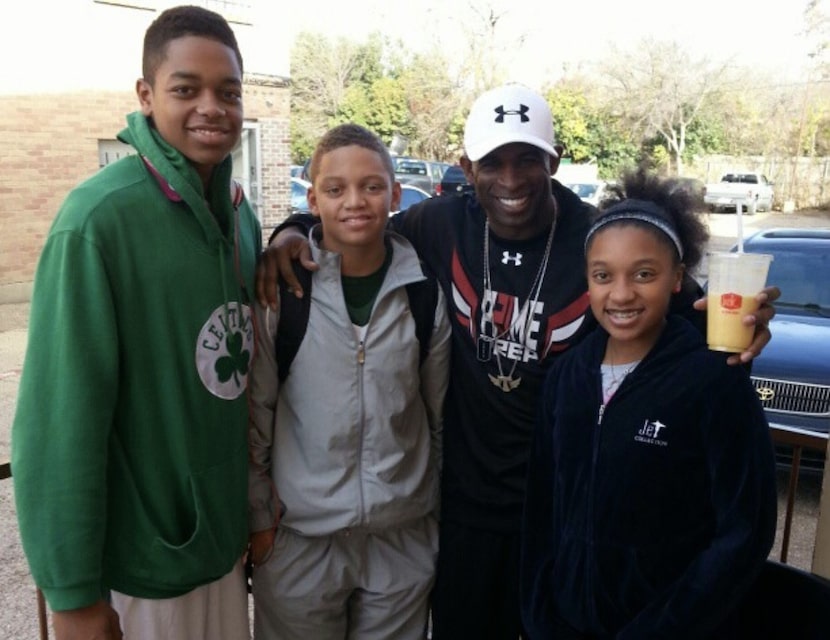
[[290, 177, 311, 213], [732, 228, 830, 470]]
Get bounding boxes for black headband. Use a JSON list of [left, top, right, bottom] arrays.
[[585, 199, 683, 259]]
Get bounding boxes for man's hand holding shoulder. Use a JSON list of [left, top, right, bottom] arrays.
[[255, 227, 317, 310]]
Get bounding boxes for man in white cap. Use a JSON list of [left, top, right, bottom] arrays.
[[255, 83, 776, 639]]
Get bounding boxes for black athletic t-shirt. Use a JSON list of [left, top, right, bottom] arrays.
[[389, 182, 597, 532]]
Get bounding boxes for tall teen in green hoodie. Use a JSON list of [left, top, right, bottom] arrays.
[[11, 7, 260, 640]]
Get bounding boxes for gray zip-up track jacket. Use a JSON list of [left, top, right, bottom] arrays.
[[249, 228, 450, 536]]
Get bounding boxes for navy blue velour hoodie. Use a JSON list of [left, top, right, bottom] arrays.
[[521, 315, 777, 639]]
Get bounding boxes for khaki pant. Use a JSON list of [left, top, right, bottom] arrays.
[[110, 559, 249, 640], [252, 515, 438, 640]]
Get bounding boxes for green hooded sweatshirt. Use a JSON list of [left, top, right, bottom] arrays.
[[12, 112, 261, 610]]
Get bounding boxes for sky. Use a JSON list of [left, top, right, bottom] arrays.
[[0, 0, 818, 93], [287, 0, 819, 89]]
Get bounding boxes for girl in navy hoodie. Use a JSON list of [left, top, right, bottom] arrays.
[[521, 167, 777, 639]]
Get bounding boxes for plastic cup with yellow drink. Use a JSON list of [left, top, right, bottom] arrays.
[[706, 251, 773, 352]]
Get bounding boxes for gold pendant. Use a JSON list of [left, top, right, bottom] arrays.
[[489, 373, 521, 392]]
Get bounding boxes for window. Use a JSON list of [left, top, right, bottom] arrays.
[[98, 140, 136, 168], [98, 123, 261, 221], [231, 123, 262, 220]]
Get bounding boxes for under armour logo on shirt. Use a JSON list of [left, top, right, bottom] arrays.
[[494, 104, 530, 123], [501, 251, 523, 266]]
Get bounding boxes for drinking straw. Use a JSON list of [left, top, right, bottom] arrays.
[[736, 198, 744, 253]]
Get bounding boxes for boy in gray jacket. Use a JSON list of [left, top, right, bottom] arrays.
[[248, 123, 450, 639]]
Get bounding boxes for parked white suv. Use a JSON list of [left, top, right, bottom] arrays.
[[704, 171, 774, 213]]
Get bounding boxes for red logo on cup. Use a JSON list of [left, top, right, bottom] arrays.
[[720, 292, 742, 310]]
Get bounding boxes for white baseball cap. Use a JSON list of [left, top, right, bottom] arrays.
[[463, 84, 558, 162]]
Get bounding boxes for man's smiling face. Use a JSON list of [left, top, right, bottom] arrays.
[[461, 142, 556, 241]]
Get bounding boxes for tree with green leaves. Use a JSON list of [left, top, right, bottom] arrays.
[[598, 38, 730, 176], [544, 79, 638, 179], [289, 31, 387, 162], [287, 23, 828, 189]]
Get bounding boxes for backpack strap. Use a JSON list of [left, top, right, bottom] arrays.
[[275, 263, 313, 384], [405, 267, 439, 368]]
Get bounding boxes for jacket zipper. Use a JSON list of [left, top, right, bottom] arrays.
[[586, 365, 636, 623], [586, 376, 608, 626], [356, 338, 366, 527]]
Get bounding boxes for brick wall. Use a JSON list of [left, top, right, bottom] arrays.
[[0, 83, 289, 300], [244, 81, 293, 234]]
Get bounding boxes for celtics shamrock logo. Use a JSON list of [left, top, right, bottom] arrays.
[[196, 302, 254, 399], [215, 329, 250, 387]]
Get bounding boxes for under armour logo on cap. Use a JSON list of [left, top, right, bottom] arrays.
[[494, 104, 530, 123], [464, 83, 558, 162]]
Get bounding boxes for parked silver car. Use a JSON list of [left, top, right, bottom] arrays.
[[394, 157, 451, 196], [564, 180, 609, 207]]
